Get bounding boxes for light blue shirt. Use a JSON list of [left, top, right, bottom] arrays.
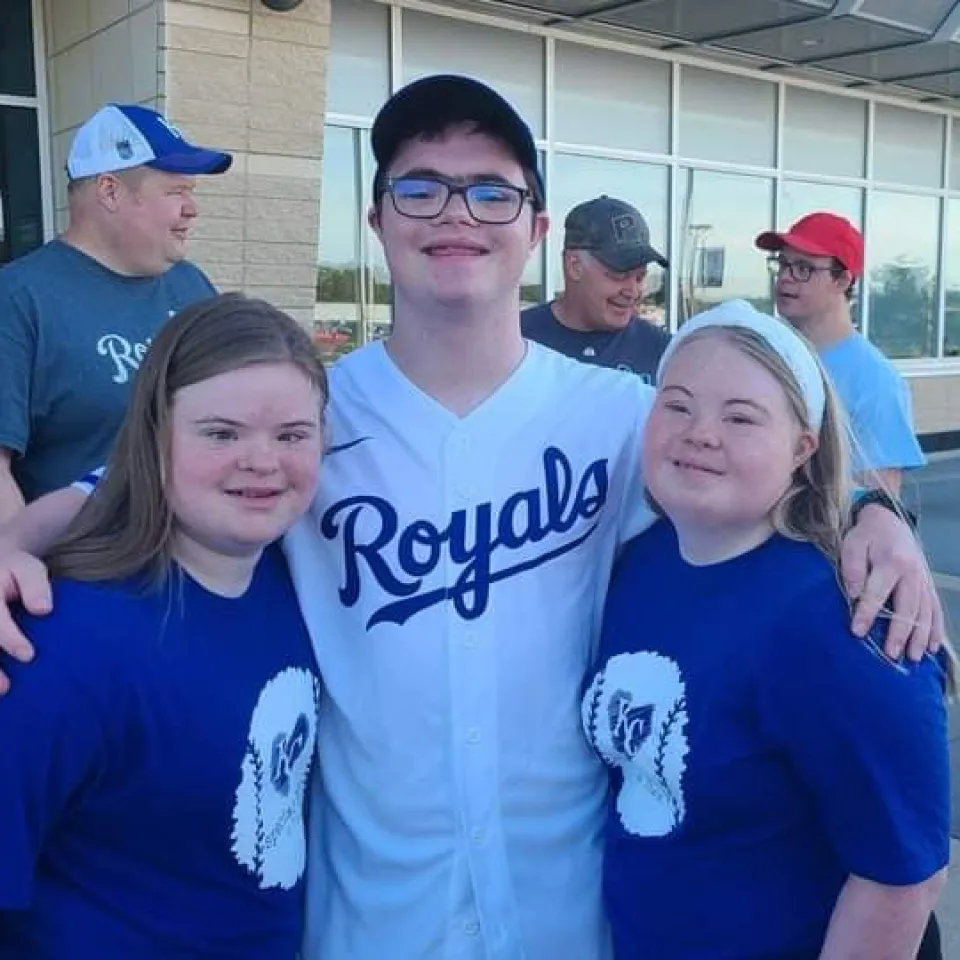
[[819, 334, 926, 475]]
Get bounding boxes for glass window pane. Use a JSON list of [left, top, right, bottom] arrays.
[[522, 246, 545, 308], [873, 104, 944, 188], [328, 0, 390, 118], [401, 11, 545, 137], [360, 132, 392, 342], [780, 180, 863, 230], [679, 66, 775, 168], [867, 192, 939, 359], [317, 126, 363, 362], [0, 0, 35, 97], [521, 151, 546, 307], [943, 199, 960, 357], [783, 87, 865, 179], [554, 42, 669, 154], [550, 154, 669, 325], [950, 119, 960, 192], [678, 169, 774, 322], [0, 106, 43, 264]]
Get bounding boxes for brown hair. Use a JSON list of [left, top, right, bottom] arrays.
[[47, 293, 328, 586]]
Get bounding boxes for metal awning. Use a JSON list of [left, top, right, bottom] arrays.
[[444, 0, 960, 105]]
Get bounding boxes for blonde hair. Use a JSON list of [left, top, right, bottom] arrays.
[[664, 325, 956, 692], [46, 293, 328, 587]]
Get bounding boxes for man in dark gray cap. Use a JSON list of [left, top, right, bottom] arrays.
[[521, 195, 670, 383]]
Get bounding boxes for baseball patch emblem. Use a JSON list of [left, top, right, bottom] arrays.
[[231, 667, 319, 890], [582, 651, 689, 837], [611, 212, 637, 244]]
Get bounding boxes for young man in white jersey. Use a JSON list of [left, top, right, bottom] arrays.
[[0, 75, 944, 959]]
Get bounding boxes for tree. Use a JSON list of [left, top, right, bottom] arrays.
[[868, 260, 935, 359]]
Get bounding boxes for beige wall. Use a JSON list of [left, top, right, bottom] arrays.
[[911, 376, 960, 436], [41, 0, 331, 328], [161, 0, 330, 325], [44, 0, 163, 231]]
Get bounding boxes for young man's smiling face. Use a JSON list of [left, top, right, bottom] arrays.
[[369, 123, 549, 312]]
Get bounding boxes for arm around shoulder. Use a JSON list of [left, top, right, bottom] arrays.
[[0, 483, 89, 558], [0, 485, 91, 679]]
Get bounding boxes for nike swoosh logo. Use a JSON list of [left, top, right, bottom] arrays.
[[325, 437, 372, 455]]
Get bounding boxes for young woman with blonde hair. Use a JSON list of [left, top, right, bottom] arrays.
[[583, 299, 951, 959]]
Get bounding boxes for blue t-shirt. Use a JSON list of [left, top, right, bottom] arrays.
[[820, 334, 925, 475], [521, 302, 670, 384], [0, 239, 216, 500], [0, 546, 320, 960], [583, 523, 949, 959]]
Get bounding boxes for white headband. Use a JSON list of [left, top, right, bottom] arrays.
[[657, 299, 827, 431]]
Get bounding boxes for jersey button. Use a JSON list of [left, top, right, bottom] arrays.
[[464, 920, 481, 937], [466, 728, 481, 745]]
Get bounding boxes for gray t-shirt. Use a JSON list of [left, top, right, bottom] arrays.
[[0, 239, 216, 501], [521, 301, 670, 385]]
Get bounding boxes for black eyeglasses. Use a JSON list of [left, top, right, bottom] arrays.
[[383, 175, 532, 225], [767, 254, 840, 284]]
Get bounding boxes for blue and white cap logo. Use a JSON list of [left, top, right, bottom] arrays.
[[66, 103, 232, 180]]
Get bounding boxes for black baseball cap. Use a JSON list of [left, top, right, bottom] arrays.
[[371, 74, 544, 203], [564, 196, 668, 271]]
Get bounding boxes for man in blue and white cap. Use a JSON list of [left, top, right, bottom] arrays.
[[0, 103, 231, 519]]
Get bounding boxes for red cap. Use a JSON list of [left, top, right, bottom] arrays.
[[755, 212, 863, 279]]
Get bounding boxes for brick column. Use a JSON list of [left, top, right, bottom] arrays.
[[160, 0, 331, 327]]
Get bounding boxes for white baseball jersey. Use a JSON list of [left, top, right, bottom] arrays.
[[284, 340, 656, 960]]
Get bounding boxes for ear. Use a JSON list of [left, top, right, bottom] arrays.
[[565, 250, 584, 281], [95, 173, 124, 212], [529, 210, 550, 251], [834, 269, 852, 293], [367, 203, 382, 239], [793, 429, 818, 470]]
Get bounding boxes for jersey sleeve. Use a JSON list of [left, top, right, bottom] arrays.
[[755, 585, 950, 885], [850, 366, 925, 472], [71, 465, 105, 494], [0, 610, 116, 909], [0, 278, 38, 456]]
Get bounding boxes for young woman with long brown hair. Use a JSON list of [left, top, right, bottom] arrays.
[[0, 293, 327, 959]]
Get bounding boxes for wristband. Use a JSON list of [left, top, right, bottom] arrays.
[[850, 487, 918, 532]]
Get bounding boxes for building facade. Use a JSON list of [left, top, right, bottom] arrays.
[[5, 0, 960, 444]]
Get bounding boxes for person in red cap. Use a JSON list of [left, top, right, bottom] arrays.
[[756, 212, 925, 494]]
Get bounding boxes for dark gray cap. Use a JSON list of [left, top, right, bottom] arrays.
[[564, 196, 668, 271]]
